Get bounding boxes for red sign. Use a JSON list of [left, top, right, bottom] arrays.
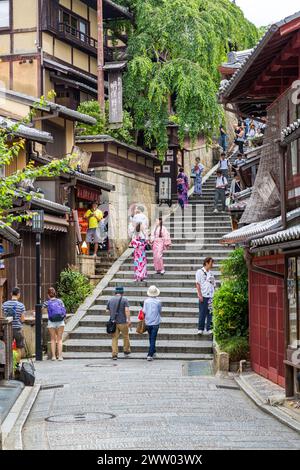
[[77, 185, 101, 202]]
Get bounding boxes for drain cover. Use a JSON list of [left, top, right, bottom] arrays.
[[40, 384, 65, 391], [85, 363, 117, 368], [45, 412, 116, 423], [183, 361, 213, 377]]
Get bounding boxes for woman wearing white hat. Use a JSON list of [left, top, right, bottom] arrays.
[[143, 285, 161, 361]]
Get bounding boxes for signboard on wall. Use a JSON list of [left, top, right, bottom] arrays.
[[108, 72, 123, 125], [77, 185, 101, 202]]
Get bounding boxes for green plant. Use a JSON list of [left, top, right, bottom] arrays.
[[113, 0, 259, 156], [213, 248, 249, 343], [76, 100, 134, 145], [218, 336, 249, 362], [213, 280, 248, 342], [58, 268, 93, 313]]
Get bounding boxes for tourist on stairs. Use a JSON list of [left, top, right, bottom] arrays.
[[177, 167, 189, 210], [130, 223, 148, 282], [151, 217, 172, 275], [191, 157, 204, 197], [214, 170, 228, 213], [196, 258, 216, 336], [143, 285, 161, 361]]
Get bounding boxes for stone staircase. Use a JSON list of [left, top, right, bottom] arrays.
[[63, 170, 233, 360]]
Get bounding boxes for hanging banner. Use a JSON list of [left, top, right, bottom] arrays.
[[108, 72, 123, 125]]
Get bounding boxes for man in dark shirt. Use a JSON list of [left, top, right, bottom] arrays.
[[2, 287, 26, 363], [107, 286, 131, 360]]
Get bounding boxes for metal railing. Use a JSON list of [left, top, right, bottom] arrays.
[[58, 22, 98, 49]]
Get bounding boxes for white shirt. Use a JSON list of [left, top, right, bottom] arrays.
[[216, 176, 228, 188], [196, 268, 216, 298], [219, 159, 229, 170]]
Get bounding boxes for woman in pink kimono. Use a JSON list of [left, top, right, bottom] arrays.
[[151, 218, 172, 275], [130, 223, 148, 282]]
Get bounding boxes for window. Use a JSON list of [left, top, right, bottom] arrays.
[[288, 138, 300, 179], [288, 257, 300, 348], [59, 8, 89, 43], [0, 0, 9, 28]]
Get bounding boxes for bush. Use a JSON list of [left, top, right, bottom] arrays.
[[213, 280, 248, 342], [218, 337, 250, 363], [58, 268, 93, 313]]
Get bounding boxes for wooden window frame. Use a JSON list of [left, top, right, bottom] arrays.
[[58, 6, 90, 38]]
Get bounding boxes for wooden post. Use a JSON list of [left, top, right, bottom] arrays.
[[97, 0, 105, 114]]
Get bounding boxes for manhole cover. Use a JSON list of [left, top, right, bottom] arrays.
[[85, 363, 118, 368], [183, 361, 213, 377], [45, 412, 116, 423]]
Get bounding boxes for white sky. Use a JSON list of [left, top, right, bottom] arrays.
[[235, 0, 299, 26]]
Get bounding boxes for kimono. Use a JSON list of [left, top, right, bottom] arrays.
[[191, 163, 204, 195], [177, 172, 189, 209], [130, 236, 148, 281], [151, 226, 172, 273]]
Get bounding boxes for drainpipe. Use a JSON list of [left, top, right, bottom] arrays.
[[97, 0, 105, 114], [279, 140, 288, 230]]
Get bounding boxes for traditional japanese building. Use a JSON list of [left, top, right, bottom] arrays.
[[219, 12, 300, 396], [0, 0, 131, 109]]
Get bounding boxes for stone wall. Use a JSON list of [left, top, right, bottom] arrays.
[[95, 166, 156, 257]]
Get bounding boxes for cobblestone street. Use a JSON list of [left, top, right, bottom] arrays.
[[21, 360, 300, 450]]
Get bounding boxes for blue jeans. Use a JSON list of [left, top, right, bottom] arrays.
[[198, 298, 212, 331], [220, 135, 227, 152], [147, 325, 160, 357]]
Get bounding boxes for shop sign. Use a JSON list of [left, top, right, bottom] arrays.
[[77, 185, 101, 202]]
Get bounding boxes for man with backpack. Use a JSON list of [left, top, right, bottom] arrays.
[[107, 286, 131, 360], [214, 169, 228, 213], [2, 287, 26, 364]]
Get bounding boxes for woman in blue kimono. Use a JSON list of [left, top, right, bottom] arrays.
[[177, 168, 189, 210], [191, 158, 204, 197]]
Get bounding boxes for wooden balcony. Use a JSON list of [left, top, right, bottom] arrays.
[[58, 22, 98, 55]]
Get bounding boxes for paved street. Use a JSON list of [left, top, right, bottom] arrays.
[[21, 359, 300, 450]]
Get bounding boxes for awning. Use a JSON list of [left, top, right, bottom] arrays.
[[30, 197, 71, 216]]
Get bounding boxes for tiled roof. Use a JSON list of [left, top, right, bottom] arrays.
[[281, 119, 300, 140], [222, 207, 300, 244], [0, 222, 21, 245], [30, 197, 70, 215], [251, 225, 300, 248], [0, 88, 97, 125], [218, 11, 300, 99], [0, 116, 53, 144]]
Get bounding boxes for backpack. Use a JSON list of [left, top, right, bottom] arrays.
[[47, 299, 66, 322], [5, 303, 18, 320]]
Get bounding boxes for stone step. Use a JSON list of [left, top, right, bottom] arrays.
[[95, 296, 199, 308], [62, 351, 214, 360], [63, 339, 213, 354], [145, 251, 231, 258], [70, 327, 208, 341], [102, 286, 201, 298], [110, 275, 221, 284], [88, 305, 199, 317], [80, 315, 199, 329]]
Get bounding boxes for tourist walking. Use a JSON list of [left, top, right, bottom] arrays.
[[177, 167, 189, 210], [84, 202, 103, 257], [3, 287, 26, 364], [130, 223, 148, 282], [234, 124, 245, 154], [214, 169, 228, 213], [143, 285, 161, 361], [196, 258, 216, 336], [151, 218, 172, 275], [218, 153, 230, 179], [43, 287, 66, 361], [107, 286, 131, 360], [230, 174, 242, 200], [191, 158, 205, 197], [219, 124, 228, 152]]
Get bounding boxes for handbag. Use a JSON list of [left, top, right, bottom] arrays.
[[136, 319, 147, 335], [106, 296, 122, 335]]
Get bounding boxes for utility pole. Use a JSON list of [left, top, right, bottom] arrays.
[[97, 0, 105, 114]]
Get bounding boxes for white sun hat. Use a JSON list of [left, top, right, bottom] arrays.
[[147, 285, 160, 297]]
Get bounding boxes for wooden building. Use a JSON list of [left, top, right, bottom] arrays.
[[220, 12, 300, 396], [0, 0, 131, 109]]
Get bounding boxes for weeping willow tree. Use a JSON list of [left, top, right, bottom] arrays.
[[110, 0, 258, 155]]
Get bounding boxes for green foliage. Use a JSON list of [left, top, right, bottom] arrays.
[[0, 94, 70, 226], [218, 336, 249, 362], [58, 268, 93, 313], [112, 0, 259, 156], [220, 247, 248, 290], [213, 248, 249, 343], [76, 100, 134, 145]]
